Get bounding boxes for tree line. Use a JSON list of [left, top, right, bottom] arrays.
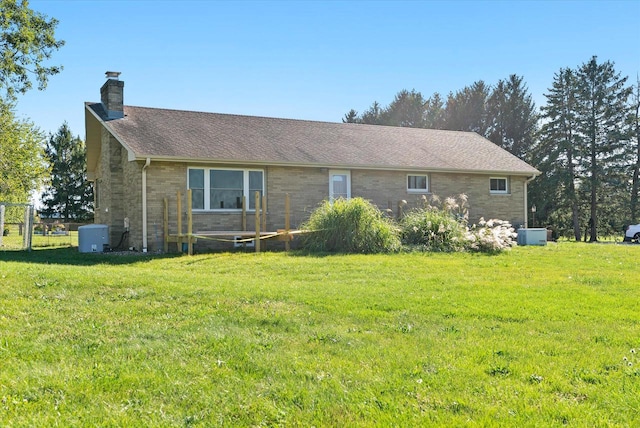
[[344, 57, 639, 241]]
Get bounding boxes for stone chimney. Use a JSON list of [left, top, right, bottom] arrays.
[[100, 71, 124, 119]]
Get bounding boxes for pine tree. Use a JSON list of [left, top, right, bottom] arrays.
[[441, 81, 490, 135], [574, 57, 632, 241], [381, 89, 427, 128], [629, 78, 640, 223], [41, 123, 93, 221], [423, 92, 445, 129], [532, 68, 583, 240], [487, 75, 538, 159], [342, 109, 359, 123]]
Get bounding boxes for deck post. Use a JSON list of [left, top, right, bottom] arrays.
[[255, 191, 261, 253], [261, 195, 267, 250], [242, 196, 247, 231], [285, 193, 290, 251], [187, 189, 193, 255], [163, 197, 169, 253], [177, 190, 183, 253]]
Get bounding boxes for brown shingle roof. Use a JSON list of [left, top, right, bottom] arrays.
[[86, 103, 539, 175]]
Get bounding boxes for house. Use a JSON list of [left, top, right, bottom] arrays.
[[85, 73, 540, 252]]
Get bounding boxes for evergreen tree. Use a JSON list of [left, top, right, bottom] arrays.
[[574, 56, 632, 241], [41, 123, 93, 221], [629, 78, 640, 223], [342, 109, 359, 123], [442, 81, 491, 135], [360, 101, 384, 125], [381, 89, 427, 128], [532, 68, 583, 240], [423, 92, 445, 129], [487, 75, 538, 159]]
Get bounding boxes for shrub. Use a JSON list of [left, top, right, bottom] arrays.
[[300, 198, 401, 253], [400, 194, 468, 252], [465, 218, 517, 253], [401, 208, 466, 252]]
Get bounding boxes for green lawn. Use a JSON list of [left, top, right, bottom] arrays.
[[0, 243, 638, 426]]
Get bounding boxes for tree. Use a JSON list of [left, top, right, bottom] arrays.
[[574, 57, 631, 241], [342, 109, 359, 123], [41, 123, 93, 221], [442, 81, 491, 135], [629, 77, 640, 223], [360, 101, 384, 125], [533, 59, 633, 241], [486, 75, 538, 159], [532, 68, 583, 240], [381, 89, 427, 128], [423, 92, 445, 129], [0, 98, 48, 203], [0, 0, 64, 101]]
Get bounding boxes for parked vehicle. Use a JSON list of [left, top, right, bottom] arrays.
[[624, 224, 640, 242]]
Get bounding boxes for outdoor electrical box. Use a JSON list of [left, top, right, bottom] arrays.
[[78, 224, 109, 252], [517, 228, 548, 246]]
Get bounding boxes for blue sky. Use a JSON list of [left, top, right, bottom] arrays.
[[14, 0, 640, 138]]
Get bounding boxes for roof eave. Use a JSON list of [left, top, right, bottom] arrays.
[[84, 103, 139, 162], [128, 154, 541, 177]]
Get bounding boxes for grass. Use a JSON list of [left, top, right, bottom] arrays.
[[1, 224, 78, 250], [0, 243, 639, 426]]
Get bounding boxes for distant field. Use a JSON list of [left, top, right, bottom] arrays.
[[1, 224, 78, 250], [0, 243, 638, 426]]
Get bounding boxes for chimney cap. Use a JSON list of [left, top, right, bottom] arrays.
[[105, 71, 121, 80]]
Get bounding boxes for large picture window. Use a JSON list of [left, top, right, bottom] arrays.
[[188, 168, 264, 210], [407, 174, 429, 193]]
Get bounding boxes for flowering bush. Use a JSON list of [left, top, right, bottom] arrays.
[[401, 194, 516, 253], [465, 218, 518, 253]]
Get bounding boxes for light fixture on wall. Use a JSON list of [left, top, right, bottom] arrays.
[[531, 205, 536, 228]]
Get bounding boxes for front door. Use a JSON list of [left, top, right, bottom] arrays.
[[329, 170, 351, 202]]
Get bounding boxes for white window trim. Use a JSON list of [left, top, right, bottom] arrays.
[[329, 169, 351, 202], [490, 176, 509, 194], [407, 174, 430, 193], [187, 167, 265, 212]]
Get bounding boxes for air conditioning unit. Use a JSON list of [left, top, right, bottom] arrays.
[[517, 228, 547, 246], [78, 224, 109, 252]]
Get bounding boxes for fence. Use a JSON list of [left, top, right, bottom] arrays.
[[1, 203, 85, 251]]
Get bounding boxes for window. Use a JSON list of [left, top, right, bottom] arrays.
[[329, 170, 351, 201], [188, 168, 264, 210], [490, 177, 508, 194], [407, 174, 429, 193]]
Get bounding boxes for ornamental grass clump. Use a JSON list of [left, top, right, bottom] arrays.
[[400, 194, 468, 252], [300, 197, 401, 253]]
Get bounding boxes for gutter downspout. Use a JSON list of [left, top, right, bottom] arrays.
[[142, 157, 151, 252], [524, 175, 536, 228]]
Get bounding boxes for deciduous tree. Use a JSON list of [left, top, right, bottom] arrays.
[[0, 99, 47, 203], [0, 0, 64, 101]]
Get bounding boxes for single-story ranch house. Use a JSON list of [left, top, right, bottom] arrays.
[[85, 73, 540, 252]]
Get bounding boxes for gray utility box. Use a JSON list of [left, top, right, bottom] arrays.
[[78, 224, 109, 252], [517, 228, 548, 246]]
